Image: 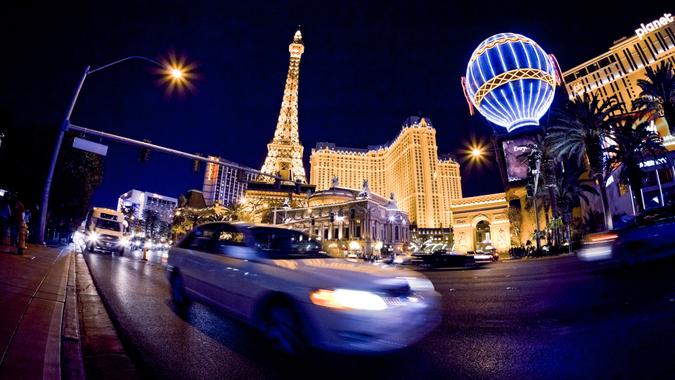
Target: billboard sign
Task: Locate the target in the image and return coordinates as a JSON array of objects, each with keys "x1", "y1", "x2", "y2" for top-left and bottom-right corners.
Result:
[{"x1": 501, "y1": 136, "x2": 536, "y2": 182}]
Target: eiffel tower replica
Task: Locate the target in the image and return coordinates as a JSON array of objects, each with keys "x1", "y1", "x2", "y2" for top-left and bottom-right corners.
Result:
[
  {"x1": 259, "y1": 28, "x2": 307, "y2": 183},
  {"x1": 244, "y1": 28, "x2": 314, "y2": 218}
]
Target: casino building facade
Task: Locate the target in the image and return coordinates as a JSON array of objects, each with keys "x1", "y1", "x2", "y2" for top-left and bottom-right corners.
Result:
[
  {"x1": 310, "y1": 116, "x2": 462, "y2": 229},
  {"x1": 562, "y1": 12, "x2": 674, "y2": 142},
  {"x1": 562, "y1": 12, "x2": 675, "y2": 215}
]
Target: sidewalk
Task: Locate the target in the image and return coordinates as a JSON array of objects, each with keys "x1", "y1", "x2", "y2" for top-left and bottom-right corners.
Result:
[{"x1": 0, "y1": 243, "x2": 79, "y2": 379}]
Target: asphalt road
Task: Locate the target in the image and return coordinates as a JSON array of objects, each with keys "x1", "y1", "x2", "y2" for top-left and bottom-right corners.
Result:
[{"x1": 83, "y1": 248, "x2": 675, "y2": 379}]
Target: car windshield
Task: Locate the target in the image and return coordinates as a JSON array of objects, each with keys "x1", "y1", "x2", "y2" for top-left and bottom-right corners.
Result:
[
  {"x1": 249, "y1": 227, "x2": 328, "y2": 259},
  {"x1": 95, "y1": 218, "x2": 121, "y2": 231}
]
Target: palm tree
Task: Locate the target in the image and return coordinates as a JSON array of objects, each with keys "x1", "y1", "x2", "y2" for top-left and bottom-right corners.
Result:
[
  {"x1": 605, "y1": 117, "x2": 667, "y2": 213},
  {"x1": 633, "y1": 61, "x2": 675, "y2": 135},
  {"x1": 548, "y1": 93, "x2": 624, "y2": 230},
  {"x1": 554, "y1": 162, "x2": 598, "y2": 245}
]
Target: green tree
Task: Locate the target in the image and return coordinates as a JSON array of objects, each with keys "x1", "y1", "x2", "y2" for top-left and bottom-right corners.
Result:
[
  {"x1": 605, "y1": 117, "x2": 667, "y2": 213},
  {"x1": 554, "y1": 162, "x2": 598, "y2": 244},
  {"x1": 548, "y1": 94, "x2": 624, "y2": 230},
  {"x1": 633, "y1": 61, "x2": 675, "y2": 135},
  {"x1": 50, "y1": 133, "x2": 105, "y2": 233}
]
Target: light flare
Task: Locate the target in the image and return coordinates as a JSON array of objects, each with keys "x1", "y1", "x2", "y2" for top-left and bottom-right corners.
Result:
[{"x1": 154, "y1": 52, "x2": 199, "y2": 98}]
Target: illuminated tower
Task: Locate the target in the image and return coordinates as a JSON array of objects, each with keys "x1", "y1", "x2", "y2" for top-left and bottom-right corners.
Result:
[{"x1": 259, "y1": 29, "x2": 307, "y2": 183}]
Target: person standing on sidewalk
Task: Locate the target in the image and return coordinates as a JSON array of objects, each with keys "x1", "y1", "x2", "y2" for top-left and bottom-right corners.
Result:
[
  {"x1": 10, "y1": 199, "x2": 25, "y2": 249},
  {"x1": 0, "y1": 198, "x2": 10, "y2": 246}
]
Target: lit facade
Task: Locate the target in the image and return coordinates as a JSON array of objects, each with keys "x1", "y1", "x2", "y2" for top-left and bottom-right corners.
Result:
[
  {"x1": 449, "y1": 193, "x2": 511, "y2": 253},
  {"x1": 562, "y1": 12, "x2": 675, "y2": 217},
  {"x1": 273, "y1": 183, "x2": 409, "y2": 256},
  {"x1": 117, "y1": 189, "x2": 178, "y2": 224},
  {"x1": 562, "y1": 12, "x2": 675, "y2": 141},
  {"x1": 310, "y1": 116, "x2": 461, "y2": 228},
  {"x1": 202, "y1": 156, "x2": 257, "y2": 206}
]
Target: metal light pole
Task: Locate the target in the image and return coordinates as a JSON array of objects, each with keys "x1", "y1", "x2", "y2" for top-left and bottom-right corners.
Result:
[
  {"x1": 533, "y1": 158, "x2": 542, "y2": 253},
  {"x1": 37, "y1": 56, "x2": 174, "y2": 243}
]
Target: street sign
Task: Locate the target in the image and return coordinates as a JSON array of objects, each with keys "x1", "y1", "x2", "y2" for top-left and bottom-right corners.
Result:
[{"x1": 73, "y1": 137, "x2": 108, "y2": 156}]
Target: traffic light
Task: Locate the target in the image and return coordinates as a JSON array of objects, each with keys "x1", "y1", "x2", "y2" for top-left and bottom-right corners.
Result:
[
  {"x1": 193, "y1": 153, "x2": 202, "y2": 173},
  {"x1": 139, "y1": 140, "x2": 151, "y2": 162}
]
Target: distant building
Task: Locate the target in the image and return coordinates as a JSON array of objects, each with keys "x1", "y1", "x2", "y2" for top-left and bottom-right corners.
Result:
[
  {"x1": 562, "y1": 12, "x2": 675, "y2": 216},
  {"x1": 117, "y1": 189, "x2": 178, "y2": 224},
  {"x1": 310, "y1": 116, "x2": 462, "y2": 228},
  {"x1": 562, "y1": 12, "x2": 674, "y2": 142},
  {"x1": 450, "y1": 193, "x2": 511, "y2": 254},
  {"x1": 273, "y1": 181, "x2": 409, "y2": 256},
  {"x1": 202, "y1": 156, "x2": 257, "y2": 206}
]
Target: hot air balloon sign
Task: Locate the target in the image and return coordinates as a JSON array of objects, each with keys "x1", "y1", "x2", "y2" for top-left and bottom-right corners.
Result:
[{"x1": 461, "y1": 33, "x2": 562, "y2": 132}]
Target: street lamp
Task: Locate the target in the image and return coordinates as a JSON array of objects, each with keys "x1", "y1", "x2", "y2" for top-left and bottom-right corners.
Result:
[{"x1": 37, "y1": 55, "x2": 193, "y2": 243}]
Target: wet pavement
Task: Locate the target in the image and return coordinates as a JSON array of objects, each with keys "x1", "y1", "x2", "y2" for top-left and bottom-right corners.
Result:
[{"x1": 83, "y1": 249, "x2": 675, "y2": 379}]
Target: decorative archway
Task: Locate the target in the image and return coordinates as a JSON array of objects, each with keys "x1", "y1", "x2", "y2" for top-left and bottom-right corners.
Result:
[{"x1": 474, "y1": 220, "x2": 491, "y2": 252}]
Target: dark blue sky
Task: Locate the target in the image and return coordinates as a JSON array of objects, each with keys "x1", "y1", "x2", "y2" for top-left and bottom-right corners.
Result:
[{"x1": 3, "y1": 0, "x2": 666, "y2": 208}]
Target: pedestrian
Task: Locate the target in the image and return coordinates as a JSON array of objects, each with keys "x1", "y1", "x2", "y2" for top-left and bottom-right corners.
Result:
[
  {"x1": 10, "y1": 199, "x2": 25, "y2": 248},
  {"x1": 0, "y1": 198, "x2": 10, "y2": 246}
]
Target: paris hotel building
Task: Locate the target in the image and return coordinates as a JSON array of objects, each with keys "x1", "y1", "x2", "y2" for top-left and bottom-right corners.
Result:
[{"x1": 309, "y1": 116, "x2": 462, "y2": 228}]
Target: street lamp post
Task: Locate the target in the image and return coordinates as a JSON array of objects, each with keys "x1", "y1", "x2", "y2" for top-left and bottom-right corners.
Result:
[{"x1": 37, "y1": 56, "x2": 186, "y2": 243}]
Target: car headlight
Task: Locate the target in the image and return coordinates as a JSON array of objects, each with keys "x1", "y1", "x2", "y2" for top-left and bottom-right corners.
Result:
[
  {"x1": 86, "y1": 232, "x2": 99, "y2": 243},
  {"x1": 310, "y1": 289, "x2": 387, "y2": 311},
  {"x1": 118, "y1": 237, "x2": 130, "y2": 247}
]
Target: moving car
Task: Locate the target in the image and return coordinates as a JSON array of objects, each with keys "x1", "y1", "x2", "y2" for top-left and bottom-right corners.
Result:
[
  {"x1": 83, "y1": 208, "x2": 128, "y2": 253},
  {"x1": 167, "y1": 222, "x2": 441, "y2": 354},
  {"x1": 411, "y1": 250, "x2": 475, "y2": 268},
  {"x1": 579, "y1": 206, "x2": 675, "y2": 264}
]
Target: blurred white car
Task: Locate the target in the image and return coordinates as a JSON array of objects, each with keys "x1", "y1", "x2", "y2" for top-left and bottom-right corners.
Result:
[{"x1": 167, "y1": 222, "x2": 441, "y2": 354}]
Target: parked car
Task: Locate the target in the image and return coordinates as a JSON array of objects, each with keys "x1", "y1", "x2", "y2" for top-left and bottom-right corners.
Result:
[
  {"x1": 471, "y1": 249, "x2": 499, "y2": 263},
  {"x1": 579, "y1": 206, "x2": 675, "y2": 264},
  {"x1": 167, "y1": 222, "x2": 441, "y2": 354}
]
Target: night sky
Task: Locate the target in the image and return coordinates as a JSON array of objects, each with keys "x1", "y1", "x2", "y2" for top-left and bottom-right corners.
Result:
[{"x1": 3, "y1": 0, "x2": 667, "y2": 208}]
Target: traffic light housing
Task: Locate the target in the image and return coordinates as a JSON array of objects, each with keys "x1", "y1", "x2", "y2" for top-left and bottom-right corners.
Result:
[
  {"x1": 193, "y1": 153, "x2": 202, "y2": 173},
  {"x1": 139, "y1": 140, "x2": 151, "y2": 162}
]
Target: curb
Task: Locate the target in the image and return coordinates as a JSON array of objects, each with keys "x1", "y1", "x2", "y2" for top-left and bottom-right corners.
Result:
[
  {"x1": 75, "y1": 253, "x2": 141, "y2": 379},
  {"x1": 62, "y1": 251, "x2": 86, "y2": 379}
]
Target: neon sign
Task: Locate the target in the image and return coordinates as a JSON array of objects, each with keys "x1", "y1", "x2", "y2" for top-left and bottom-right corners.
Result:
[{"x1": 635, "y1": 13, "x2": 673, "y2": 39}]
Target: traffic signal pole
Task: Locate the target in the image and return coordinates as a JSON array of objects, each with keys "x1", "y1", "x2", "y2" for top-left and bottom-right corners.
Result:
[{"x1": 67, "y1": 123, "x2": 280, "y2": 179}]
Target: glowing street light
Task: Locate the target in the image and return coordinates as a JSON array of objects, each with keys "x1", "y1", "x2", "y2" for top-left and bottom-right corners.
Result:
[
  {"x1": 471, "y1": 146, "x2": 483, "y2": 158},
  {"x1": 37, "y1": 55, "x2": 197, "y2": 243}
]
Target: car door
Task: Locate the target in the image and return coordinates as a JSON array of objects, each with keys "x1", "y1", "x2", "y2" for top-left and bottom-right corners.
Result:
[
  {"x1": 177, "y1": 224, "x2": 220, "y2": 301},
  {"x1": 201, "y1": 224, "x2": 258, "y2": 318}
]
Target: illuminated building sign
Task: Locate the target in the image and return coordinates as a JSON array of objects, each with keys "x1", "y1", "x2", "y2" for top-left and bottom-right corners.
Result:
[
  {"x1": 501, "y1": 136, "x2": 537, "y2": 182},
  {"x1": 462, "y1": 33, "x2": 559, "y2": 132},
  {"x1": 635, "y1": 13, "x2": 673, "y2": 39}
]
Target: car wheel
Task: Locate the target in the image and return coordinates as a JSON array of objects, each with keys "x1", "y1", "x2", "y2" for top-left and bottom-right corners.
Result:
[
  {"x1": 170, "y1": 272, "x2": 190, "y2": 308},
  {"x1": 261, "y1": 300, "x2": 307, "y2": 356}
]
